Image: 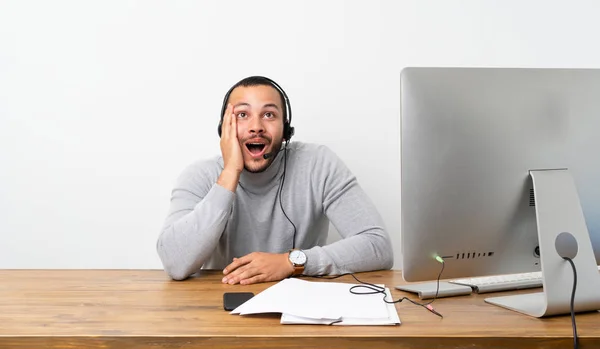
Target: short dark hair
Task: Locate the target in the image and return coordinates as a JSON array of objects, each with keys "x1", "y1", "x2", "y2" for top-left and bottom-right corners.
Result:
[{"x1": 222, "y1": 76, "x2": 288, "y2": 122}]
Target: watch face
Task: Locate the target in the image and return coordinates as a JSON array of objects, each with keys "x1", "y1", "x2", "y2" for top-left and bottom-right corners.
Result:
[{"x1": 289, "y1": 250, "x2": 307, "y2": 265}]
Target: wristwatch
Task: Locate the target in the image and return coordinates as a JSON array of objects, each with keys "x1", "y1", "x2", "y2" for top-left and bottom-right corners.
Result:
[{"x1": 288, "y1": 249, "x2": 307, "y2": 276}]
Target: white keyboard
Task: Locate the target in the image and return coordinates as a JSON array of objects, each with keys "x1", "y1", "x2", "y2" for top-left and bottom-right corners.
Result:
[{"x1": 448, "y1": 265, "x2": 600, "y2": 294}]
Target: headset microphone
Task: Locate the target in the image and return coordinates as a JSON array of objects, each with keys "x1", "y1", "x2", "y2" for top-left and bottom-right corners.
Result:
[{"x1": 263, "y1": 146, "x2": 285, "y2": 160}]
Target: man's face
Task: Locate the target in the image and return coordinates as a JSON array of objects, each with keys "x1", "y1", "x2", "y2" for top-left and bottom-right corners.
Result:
[{"x1": 227, "y1": 85, "x2": 285, "y2": 173}]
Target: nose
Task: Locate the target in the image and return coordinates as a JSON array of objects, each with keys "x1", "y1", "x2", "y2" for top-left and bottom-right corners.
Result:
[{"x1": 247, "y1": 115, "x2": 265, "y2": 135}]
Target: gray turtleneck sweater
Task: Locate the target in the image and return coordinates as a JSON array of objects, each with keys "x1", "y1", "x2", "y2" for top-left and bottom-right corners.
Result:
[{"x1": 157, "y1": 141, "x2": 393, "y2": 280}]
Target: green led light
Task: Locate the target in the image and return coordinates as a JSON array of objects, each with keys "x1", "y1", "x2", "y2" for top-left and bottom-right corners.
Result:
[{"x1": 435, "y1": 256, "x2": 444, "y2": 263}]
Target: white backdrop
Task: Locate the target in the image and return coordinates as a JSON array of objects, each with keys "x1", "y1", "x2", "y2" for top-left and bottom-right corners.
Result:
[{"x1": 1, "y1": 0, "x2": 599, "y2": 269}]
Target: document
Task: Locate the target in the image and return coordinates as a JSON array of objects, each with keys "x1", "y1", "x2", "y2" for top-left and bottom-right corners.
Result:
[{"x1": 230, "y1": 278, "x2": 400, "y2": 325}]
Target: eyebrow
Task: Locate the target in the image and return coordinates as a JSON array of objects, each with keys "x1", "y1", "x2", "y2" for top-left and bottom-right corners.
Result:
[{"x1": 262, "y1": 103, "x2": 281, "y2": 110}]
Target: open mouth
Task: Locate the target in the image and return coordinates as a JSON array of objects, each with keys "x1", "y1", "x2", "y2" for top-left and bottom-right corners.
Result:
[{"x1": 246, "y1": 142, "x2": 267, "y2": 156}]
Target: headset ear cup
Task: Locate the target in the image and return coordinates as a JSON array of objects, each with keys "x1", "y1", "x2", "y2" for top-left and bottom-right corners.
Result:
[
  {"x1": 283, "y1": 123, "x2": 295, "y2": 141},
  {"x1": 283, "y1": 122, "x2": 290, "y2": 141},
  {"x1": 217, "y1": 120, "x2": 223, "y2": 137}
]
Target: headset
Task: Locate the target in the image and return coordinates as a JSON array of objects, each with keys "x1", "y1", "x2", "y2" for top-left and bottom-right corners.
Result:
[{"x1": 217, "y1": 76, "x2": 295, "y2": 141}]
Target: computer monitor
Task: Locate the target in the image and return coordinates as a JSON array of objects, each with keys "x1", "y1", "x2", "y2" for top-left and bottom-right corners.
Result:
[{"x1": 400, "y1": 67, "x2": 600, "y2": 317}]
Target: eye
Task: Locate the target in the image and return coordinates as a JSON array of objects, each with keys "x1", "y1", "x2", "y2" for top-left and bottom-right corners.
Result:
[
  {"x1": 236, "y1": 112, "x2": 247, "y2": 118},
  {"x1": 264, "y1": 112, "x2": 275, "y2": 119}
]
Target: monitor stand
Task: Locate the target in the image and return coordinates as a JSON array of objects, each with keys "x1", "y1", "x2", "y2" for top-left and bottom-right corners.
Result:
[{"x1": 485, "y1": 169, "x2": 600, "y2": 317}]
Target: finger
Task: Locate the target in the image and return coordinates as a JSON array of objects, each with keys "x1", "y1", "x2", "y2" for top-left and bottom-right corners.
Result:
[
  {"x1": 222, "y1": 264, "x2": 251, "y2": 284},
  {"x1": 227, "y1": 262, "x2": 250, "y2": 277},
  {"x1": 223, "y1": 255, "x2": 250, "y2": 275},
  {"x1": 226, "y1": 265, "x2": 258, "y2": 285},
  {"x1": 229, "y1": 105, "x2": 237, "y2": 138},
  {"x1": 221, "y1": 104, "x2": 233, "y2": 136},
  {"x1": 240, "y1": 274, "x2": 266, "y2": 285}
]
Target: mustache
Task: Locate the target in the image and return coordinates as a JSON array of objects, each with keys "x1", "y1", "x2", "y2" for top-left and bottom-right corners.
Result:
[{"x1": 242, "y1": 135, "x2": 272, "y2": 143}]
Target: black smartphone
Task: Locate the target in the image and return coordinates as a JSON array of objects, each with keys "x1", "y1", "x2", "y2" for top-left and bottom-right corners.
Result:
[{"x1": 223, "y1": 292, "x2": 254, "y2": 311}]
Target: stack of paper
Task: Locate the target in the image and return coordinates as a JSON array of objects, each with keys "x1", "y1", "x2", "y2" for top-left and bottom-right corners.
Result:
[{"x1": 230, "y1": 278, "x2": 400, "y2": 325}]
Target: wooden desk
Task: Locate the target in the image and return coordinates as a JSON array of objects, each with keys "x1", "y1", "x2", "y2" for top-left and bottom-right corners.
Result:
[{"x1": 0, "y1": 270, "x2": 598, "y2": 348}]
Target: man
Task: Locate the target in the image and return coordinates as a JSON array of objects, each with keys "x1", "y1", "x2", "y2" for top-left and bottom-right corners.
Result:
[{"x1": 157, "y1": 76, "x2": 393, "y2": 284}]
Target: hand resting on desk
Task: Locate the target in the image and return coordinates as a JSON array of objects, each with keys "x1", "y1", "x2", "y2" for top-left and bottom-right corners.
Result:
[{"x1": 222, "y1": 252, "x2": 294, "y2": 285}]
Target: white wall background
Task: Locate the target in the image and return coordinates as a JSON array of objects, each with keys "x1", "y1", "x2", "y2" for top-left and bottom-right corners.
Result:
[{"x1": 1, "y1": 0, "x2": 599, "y2": 269}]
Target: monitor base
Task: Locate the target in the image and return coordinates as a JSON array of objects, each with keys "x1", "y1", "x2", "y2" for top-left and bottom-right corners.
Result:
[{"x1": 485, "y1": 169, "x2": 600, "y2": 317}]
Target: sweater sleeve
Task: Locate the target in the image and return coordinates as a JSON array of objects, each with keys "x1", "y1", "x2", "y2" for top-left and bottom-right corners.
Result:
[
  {"x1": 303, "y1": 146, "x2": 394, "y2": 275},
  {"x1": 156, "y1": 161, "x2": 234, "y2": 280}
]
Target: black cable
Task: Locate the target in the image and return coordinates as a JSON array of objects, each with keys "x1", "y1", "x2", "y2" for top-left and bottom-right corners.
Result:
[
  {"x1": 277, "y1": 140, "x2": 297, "y2": 249},
  {"x1": 304, "y1": 261, "x2": 446, "y2": 318},
  {"x1": 563, "y1": 257, "x2": 578, "y2": 349}
]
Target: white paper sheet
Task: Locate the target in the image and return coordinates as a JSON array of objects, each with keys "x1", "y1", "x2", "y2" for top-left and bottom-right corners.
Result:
[{"x1": 230, "y1": 278, "x2": 401, "y2": 325}]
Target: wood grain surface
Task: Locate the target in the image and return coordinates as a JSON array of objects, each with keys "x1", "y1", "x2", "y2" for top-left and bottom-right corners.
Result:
[{"x1": 0, "y1": 269, "x2": 598, "y2": 348}]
